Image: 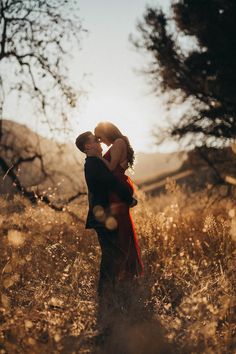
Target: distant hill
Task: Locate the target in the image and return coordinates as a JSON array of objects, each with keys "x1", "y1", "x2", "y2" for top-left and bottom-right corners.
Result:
[
  {"x1": 139, "y1": 146, "x2": 236, "y2": 196},
  {"x1": 1, "y1": 120, "x2": 188, "y2": 200},
  {"x1": 11, "y1": 120, "x2": 233, "y2": 203},
  {"x1": 130, "y1": 151, "x2": 186, "y2": 183},
  {"x1": 0, "y1": 120, "x2": 85, "y2": 201},
  {"x1": 3, "y1": 120, "x2": 235, "y2": 201}
]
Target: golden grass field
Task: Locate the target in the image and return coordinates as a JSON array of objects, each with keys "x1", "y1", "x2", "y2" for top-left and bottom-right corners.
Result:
[{"x1": 0, "y1": 180, "x2": 235, "y2": 354}]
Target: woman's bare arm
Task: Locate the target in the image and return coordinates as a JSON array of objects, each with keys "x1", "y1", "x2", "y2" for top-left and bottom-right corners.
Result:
[{"x1": 99, "y1": 138, "x2": 126, "y2": 171}]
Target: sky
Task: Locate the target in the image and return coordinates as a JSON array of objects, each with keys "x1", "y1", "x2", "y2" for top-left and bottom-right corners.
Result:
[
  {"x1": 5, "y1": 0, "x2": 181, "y2": 153},
  {"x1": 72, "y1": 0, "x2": 174, "y2": 153}
]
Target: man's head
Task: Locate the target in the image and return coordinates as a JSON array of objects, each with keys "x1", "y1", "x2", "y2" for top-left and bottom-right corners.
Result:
[{"x1": 75, "y1": 131, "x2": 102, "y2": 155}]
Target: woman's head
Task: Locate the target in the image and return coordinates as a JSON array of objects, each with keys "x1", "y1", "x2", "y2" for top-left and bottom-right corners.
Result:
[
  {"x1": 94, "y1": 121, "x2": 135, "y2": 168},
  {"x1": 94, "y1": 122, "x2": 123, "y2": 146}
]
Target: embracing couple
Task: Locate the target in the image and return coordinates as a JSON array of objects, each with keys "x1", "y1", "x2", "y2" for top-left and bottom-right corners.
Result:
[{"x1": 75, "y1": 122, "x2": 143, "y2": 299}]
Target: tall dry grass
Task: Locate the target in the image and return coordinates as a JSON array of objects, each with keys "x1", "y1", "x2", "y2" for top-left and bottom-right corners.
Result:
[{"x1": 0, "y1": 181, "x2": 235, "y2": 353}]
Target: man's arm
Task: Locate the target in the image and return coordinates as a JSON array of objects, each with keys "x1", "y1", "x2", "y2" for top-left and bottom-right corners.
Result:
[{"x1": 88, "y1": 158, "x2": 133, "y2": 205}]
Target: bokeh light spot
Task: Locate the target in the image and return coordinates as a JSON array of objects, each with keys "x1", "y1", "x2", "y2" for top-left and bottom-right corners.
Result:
[
  {"x1": 93, "y1": 205, "x2": 105, "y2": 222},
  {"x1": 105, "y1": 216, "x2": 118, "y2": 230},
  {"x1": 7, "y1": 230, "x2": 25, "y2": 247}
]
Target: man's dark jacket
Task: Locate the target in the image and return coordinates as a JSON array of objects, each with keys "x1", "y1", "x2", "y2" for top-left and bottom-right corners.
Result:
[{"x1": 84, "y1": 156, "x2": 133, "y2": 229}]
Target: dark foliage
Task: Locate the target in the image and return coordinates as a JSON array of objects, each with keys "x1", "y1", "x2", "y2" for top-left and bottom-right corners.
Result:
[{"x1": 133, "y1": 0, "x2": 236, "y2": 146}]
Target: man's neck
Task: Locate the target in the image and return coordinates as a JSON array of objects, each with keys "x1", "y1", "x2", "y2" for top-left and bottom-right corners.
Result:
[
  {"x1": 86, "y1": 152, "x2": 97, "y2": 157},
  {"x1": 86, "y1": 150, "x2": 102, "y2": 157}
]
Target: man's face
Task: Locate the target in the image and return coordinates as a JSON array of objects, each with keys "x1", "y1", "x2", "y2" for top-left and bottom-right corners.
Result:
[{"x1": 85, "y1": 134, "x2": 102, "y2": 154}]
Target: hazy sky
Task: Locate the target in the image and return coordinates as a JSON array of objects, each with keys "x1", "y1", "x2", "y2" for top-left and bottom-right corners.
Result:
[
  {"x1": 6, "y1": 0, "x2": 180, "y2": 153},
  {"x1": 73, "y1": 0, "x2": 174, "y2": 152}
]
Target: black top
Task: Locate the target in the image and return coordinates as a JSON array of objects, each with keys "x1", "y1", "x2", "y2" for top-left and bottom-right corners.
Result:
[{"x1": 84, "y1": 156, "x2": 133, "y2": 229}]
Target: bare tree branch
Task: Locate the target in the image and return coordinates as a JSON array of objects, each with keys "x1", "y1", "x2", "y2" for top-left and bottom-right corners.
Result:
[
  {"x1": 0, "y1": 0, "x2": 85, "y2": 139},
  {"x1": 0, "y1": 155, "x2": 86, "y2": 211}
]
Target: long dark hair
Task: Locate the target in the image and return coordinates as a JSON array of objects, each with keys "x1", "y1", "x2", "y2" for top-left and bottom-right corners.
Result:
[{"x1": 94, "y1": 122, "x2": 135, "y2": 168}]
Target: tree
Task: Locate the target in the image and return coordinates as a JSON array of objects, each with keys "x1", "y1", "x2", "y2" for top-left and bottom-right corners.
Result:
[
  {"x1": 0, "y1": 119, "x2": 86, "y2": 210},
  {"x1": 0, "y1": 0, "x2": 85, "y2": 139},
  {"x1": 133, "y1": 0, "x2": 236, "y2": 147}
]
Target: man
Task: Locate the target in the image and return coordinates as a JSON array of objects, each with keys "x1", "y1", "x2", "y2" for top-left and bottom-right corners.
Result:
[{"x1": 75, "y1": 131, "x2": 135, "y2": 298}]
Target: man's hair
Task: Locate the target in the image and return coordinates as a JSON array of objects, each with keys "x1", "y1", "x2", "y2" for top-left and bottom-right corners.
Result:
[{"x1": 75, "y1": 131, "x2": 92, "y2": 153}]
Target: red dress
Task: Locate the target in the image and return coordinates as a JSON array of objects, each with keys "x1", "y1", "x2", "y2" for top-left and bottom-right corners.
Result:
[{"x1": 103, "y1": 148, "x2": 144, "y2": 279}]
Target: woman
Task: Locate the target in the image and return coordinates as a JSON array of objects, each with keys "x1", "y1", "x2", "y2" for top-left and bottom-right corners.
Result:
[{"x1": 94, "y1": 121, "x2": 144, "y2": 280}]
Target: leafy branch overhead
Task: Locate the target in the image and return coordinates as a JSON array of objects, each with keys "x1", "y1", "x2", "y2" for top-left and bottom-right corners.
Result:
[
  {"x1": 0, "y1": 0, "x2": 86, "y2": 136},
  {"x1": 133, "y1": 1, "x2": 236, "y2": 146}
]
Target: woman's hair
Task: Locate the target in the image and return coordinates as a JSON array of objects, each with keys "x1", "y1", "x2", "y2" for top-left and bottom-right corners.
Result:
[{"x1": 94, "y1": 122, "x2": 135, "y2": 168}]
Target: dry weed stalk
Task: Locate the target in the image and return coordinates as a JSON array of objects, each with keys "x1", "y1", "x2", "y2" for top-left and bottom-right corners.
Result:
[{"x1": 0, "y1": 185, "x2": 235, "y2": 353}]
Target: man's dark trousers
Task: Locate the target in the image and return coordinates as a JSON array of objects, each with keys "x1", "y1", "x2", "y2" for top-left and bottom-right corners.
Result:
[{"x1": 95, "y1": 225, "x2": 123, "y2": 299}]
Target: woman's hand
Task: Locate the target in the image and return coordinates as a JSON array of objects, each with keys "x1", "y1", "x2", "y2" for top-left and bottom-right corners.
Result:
[
  {"x1": 87, "y1": 147, "x2": 102, "y2": 157},
  {"x1": 130, "y1": 197, "x2": 138, "y2": 208}
]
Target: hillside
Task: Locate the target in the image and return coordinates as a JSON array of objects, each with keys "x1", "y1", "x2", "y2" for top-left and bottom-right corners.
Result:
[
  {"x1": 0, "y1": 120, "x2": 186, "y2": 201},
  {"x1": 0, "y1": 120, "x2": 85, "y2": 202},
  {"x1": 130, "y1": 151, "x2": 186, "y2": 183},
  {"x1": 139, "y1": 146, "x2": 236, "y2": 196}
]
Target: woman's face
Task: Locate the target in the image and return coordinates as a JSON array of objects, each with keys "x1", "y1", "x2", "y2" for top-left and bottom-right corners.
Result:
[{"x1": 95, "y1": 131, "x2": 111, "y2": 146}]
